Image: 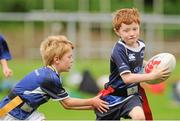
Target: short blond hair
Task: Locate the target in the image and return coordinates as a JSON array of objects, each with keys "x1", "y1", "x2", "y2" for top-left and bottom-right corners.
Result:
[
  {"x1": 40, "y1": 35, "x2": 74, "y2": 66},
  {"x1": 112, "y1": 8, "x2": 140, "y2": 31}
]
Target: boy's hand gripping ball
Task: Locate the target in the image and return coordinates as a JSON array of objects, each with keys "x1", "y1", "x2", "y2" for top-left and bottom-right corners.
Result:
[{"x1": 144, "y1": 53, "x2": 176, "y2": 84}]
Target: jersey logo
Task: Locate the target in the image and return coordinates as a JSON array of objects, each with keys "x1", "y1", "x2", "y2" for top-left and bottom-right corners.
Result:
[
  {"x1": 140, "y1": 51, "x2": 145, "y2": 58},
  {"x1": 128, "y1": 53, "x2": 136, "y2": 61},
  {"x1": 134, "y1": 66, "x2": 141, "y2": 73},
  {"x1": 127, "y1": 86, "x2": 138, "y2": 96}
]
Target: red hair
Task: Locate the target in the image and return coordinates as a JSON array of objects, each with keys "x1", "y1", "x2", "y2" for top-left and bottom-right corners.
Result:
[{"x1": 112, "y1": 8, "x2": 140, "y2": 30}]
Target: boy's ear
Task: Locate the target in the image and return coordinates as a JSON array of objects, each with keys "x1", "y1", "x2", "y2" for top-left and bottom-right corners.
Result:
[
  {"x1": 114, "y1": 28, "x2": 121, "y2": 37},
  {"x1": 54, "y1": 56, "x2": 60, "y2": 63}
]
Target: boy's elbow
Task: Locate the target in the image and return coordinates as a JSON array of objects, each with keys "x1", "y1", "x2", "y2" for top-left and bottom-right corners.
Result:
[
  {"x1": 123, "y1": 76, "x2": 135, "y2": 84},
  {"x1": 121, "y1": 73, "x2": 132, "y2": 84},
  {"x1": 59, "y1": 100, "x2": 71, "y2": 110},
  {"x1": 63, "y1": 105, "x2": 71, "y2": 110},
  {"x1": 121, "y1": 76, "x2": 130, "y2": 84},
  {"x1": 123, "y1": 79, "x2": 131, "y2": 84}
]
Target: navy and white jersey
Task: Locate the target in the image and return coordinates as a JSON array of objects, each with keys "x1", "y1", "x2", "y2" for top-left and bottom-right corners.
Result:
[
  {"x1": 0, "y1": 35, "x2": 12, "y2": 60},
  {"x1": 103, "y1": 39, "x2": 145, "y2": 107},
  {"x1": 0, "y1": 66, "x2": 69, "y2": 120}
]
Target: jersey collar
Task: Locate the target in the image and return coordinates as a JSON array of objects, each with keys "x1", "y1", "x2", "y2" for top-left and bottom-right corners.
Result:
[
  {"x1": 47, "y1": 65, "x2": 59, "y2": 75},
  {"x1": 118, "y1": 39, "x2": 145, "y2": 52}
]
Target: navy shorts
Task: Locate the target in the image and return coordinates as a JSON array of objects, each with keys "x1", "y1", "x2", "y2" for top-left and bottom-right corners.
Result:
[{"x1": 95, "y1": 95, "x2": 142, "y2": 120}]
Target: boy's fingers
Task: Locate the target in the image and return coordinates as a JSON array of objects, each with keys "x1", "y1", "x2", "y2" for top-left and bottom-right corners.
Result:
[
  {"x1": 100, "y1": 102, "x2": 109, "y2": 108},
  {"x1": 96, "y1": 94, "x2": 101, "y2": 98},
  {"x1": 162, "y1": 70, "x2": 171, "y2": 76},
  {"x1": 101, "y1": 100, "x2": 109, "y2": 105},
  {"x1": 96, "y1": 102, "x2": 109, "y2": 113},
  {"x1": 97, "y1": 108, "x2": 103, "y2": 113},
  {"x1": 96, "y1": 93, "x2": 103, "y2": 97},
  {"x1": 102, "y1": 104, "x2": 109, "y2": 110},
  {"x1": 98, "y1": 106, "x2": 108, "y2": 113},
  {"x1": 100, "y1": 106, "x2": 108, "y2": 113}
]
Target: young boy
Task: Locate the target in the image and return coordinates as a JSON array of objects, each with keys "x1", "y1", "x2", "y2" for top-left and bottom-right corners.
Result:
[
  {"x1": 0, "y1": 35, "x2": 108, "y2": 120},
  {"x1": 0, "y1": 35, "x2": 13, "y2": 78},
  {"x1": 95, "y1": 8, "x2": 170, "y2": 120}
]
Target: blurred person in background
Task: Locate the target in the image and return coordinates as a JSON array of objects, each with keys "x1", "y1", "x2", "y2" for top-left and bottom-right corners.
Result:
[
  {"x1": 0, "y1": 35, "x2": 108, "y2": 120},
  {"x1": 0, "y1": 34, "x2": 13, "y2": 78},
  {"x1": 95, "y1": 8, "x2": 170, "y2": 121},
  {"x1": 172, "y1": 80, "x2": 180, "y2": 103}
]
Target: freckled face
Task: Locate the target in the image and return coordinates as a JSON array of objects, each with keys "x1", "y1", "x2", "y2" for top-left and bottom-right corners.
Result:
[
  {"x1": 58, "y1": 49, "x2": 73, "y2": 72},
  {"x1": 116, "y1": 22, "x2": 140, "y2": 47}
]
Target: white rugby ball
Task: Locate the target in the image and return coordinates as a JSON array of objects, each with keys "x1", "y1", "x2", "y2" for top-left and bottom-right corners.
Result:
[{"x1": 144, "y1": 53, "x2": 176, "y2": 84}]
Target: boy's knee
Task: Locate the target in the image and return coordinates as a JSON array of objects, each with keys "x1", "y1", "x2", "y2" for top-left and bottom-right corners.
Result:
[
  {"x1": 132, "y1": 113, "x2": 145, "y2": 121},
  {"x1": 129, "y1": 106, "x2": 145, "y2": 121}
]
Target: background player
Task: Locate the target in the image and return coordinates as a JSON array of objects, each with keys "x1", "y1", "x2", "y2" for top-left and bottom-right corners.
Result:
[{"x1": 0, "y1": 34, "x2": 13, "y2": 78}]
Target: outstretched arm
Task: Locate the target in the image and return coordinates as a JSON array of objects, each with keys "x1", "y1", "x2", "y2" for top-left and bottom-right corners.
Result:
[
  {"x1": 60, "y1": 94, "x2": 109, "y2": 113},
  {"x1": 60, "y1": 101, "x2": 93, "y2": 110}
]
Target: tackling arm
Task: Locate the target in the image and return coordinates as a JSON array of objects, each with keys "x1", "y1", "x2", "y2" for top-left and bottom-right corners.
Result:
[
  {"x1": 60, "y1": 101, "x2": 93, "y2": 110},
  {"x1": 60, "y1": 95, "x2": 109, "y2": 113}
]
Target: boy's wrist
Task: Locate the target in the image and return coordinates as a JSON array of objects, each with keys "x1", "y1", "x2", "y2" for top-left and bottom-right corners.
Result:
[
  {"x1": 148, "y1": 72, "x2": 156, "y2": 81},
  {"x1": 90, "y1": 97, "x2": 98, "y2": 108},
  {"x1": 90, "y1": 98, "x2": 94, "y2": 107}
]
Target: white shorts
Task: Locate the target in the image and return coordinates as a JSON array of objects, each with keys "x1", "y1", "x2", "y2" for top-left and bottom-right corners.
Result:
[{"x1": 0, "y1": 111, "x2": 45, "y2": 121}]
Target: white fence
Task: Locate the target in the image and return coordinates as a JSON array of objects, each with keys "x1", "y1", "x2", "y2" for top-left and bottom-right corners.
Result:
[{"x1": 0, "y1": 12, "x2": 180, "y2": 59}]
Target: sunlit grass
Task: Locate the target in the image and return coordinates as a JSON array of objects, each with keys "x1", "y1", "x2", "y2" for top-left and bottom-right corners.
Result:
[{"x1": 0, "y1": 59, "x2": 180, "y2": 120}]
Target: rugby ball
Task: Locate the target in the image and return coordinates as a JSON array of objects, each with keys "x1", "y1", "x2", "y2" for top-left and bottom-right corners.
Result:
[{"x1": 144, "y1": 53, "x2": 176, "y2": 84}]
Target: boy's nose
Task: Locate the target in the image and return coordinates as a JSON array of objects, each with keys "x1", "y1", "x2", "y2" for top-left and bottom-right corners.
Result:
[{"x1": 129, "y1": 31, "x2": 135, "y2": 36}]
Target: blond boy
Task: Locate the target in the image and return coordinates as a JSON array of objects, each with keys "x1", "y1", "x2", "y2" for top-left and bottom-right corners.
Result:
[{"x1": 0, "y1": 35, "x2": 108, "y2": 120}]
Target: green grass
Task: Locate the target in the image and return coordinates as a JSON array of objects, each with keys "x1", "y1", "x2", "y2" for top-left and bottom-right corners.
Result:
[
  {"x1": 146, "y1": 85, "x2": 180, "y2": 120},
  {"x1": 0, "y1": 58, "x2": 180, "y2": 120}
]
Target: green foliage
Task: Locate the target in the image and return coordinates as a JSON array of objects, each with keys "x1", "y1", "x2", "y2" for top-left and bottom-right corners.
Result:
[
  {"x1": 111, "y1": 0, "x2": 134, "y2": 11},
  {"x1": 0, "y1": 0, "x2": 179, "y2": 14},
  {"x1": 54, "y1": 0, "x2": 79, "y2": 12},
  {"x1": 0, "y1": 0, "x2": 28, "y2": 12},
  {"x1": 24, "y1": 0, "x2": 44, "y2": 11},
  {"x1": 163, "y1": 24, "x2": 180, "y2": 41},
  {"x1": 164, "y1": 0, "x2": 180, "y2": 14},
  {"x1": 89, "y1": 0, "x2": 100, "y2": 12}
]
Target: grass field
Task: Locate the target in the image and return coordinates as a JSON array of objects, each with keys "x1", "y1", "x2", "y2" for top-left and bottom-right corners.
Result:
[{"x1": 0, "y1": 58, "x2": 180, "y2": 120}]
